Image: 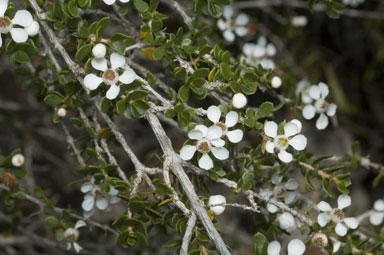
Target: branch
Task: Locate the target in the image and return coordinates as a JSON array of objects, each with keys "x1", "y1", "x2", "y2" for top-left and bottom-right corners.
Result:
[{"x1": 180, "y1": 213, "x2": 196, "y2": 255}]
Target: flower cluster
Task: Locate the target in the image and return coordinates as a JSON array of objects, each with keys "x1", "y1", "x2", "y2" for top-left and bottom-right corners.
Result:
[
  {"x1": 242, "y1": 36, "x2": 276, "y2": 70},
  {"x1": 0, "y1": 0, "x2": 39, "y2": 47},
  {"x1": 217, "y1": 6, "x2": 249, "y2": 43}
]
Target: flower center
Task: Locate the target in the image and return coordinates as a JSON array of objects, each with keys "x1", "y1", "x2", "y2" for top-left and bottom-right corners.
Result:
[
  {"x1": 273, "y1": 185, "x2": 286, "y2": 198},
  {"x1": 274, "y1": 135, "x2": 289, "y2": 151},
  {"x1": 228, "y1": 20, "x2": 236, "y2": 30},
  {"x1": 330, "y1": 208, "x2": 344, "y2": 223},
  {"x1": 64, "y1": 228, "x2": 79, "y2": 242},
  {"x1": 216, "y1": 122, "x2": 227, "y2": 137},
  {"x1": 197, "y1": 139, "x2": 212, "y2": 154},
  {"x1": 0, "y1": 16, "x2": 12, "y2": 33},
  {"x1": 311, "y1": 233, "x2": 328, "y2": 247},
  {"x1": 315, "y1": 98, "x2": 329, "y2": 113},
  {"x1": 102, "y1": 69, "x2": 119, "y2": 85}
]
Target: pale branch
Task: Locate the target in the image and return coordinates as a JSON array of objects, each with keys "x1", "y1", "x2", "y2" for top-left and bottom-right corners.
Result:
[
  {"x1": 167, "y1": 0, "x2": 194, "y2": 25},
  {"x1": 180, "y1": 213, "x2": 196, "y2": 255},
  {"x1": 60, "y1": 122, "x2": 87, "y2": 168}
]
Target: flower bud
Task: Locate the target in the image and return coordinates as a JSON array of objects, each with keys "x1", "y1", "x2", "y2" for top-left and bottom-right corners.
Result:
[
  {"x1": 57, "y1": 108, "x2": 67, "y2": 118},
  {"x1": 271, "y1": 76, "x2": 282, "y2": 89},
  {"x1": 11, "y1": 154, "x2": 24, "y2": 167},
  {"x1": 64, "y1": 228, "x2": 79, "y2": 242},
  {"x1": 311, "y1": 232, "x2": 328, "y2": 247},
  {"x1": 208, "y1": 195, "x2": 226, "y2": 215},
  {"x1": 232, "y1": 93, "x2": 247, "y2": 109},
  {"x1": 25, "y1": 21, "x2": 40, "y2": 37},
  {"x1": 0, "y1": 172, "x2": 15, "y2": 186},
  {"x1": 92, "y1": 43, "x2": 107, "y2": 59}
]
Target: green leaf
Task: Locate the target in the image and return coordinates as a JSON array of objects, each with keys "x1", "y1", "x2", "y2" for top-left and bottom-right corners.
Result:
[
  {"x1": 255, "y1": 102, "x2": 274, "y2": 119},
  {"x1": 191, "y1": 68, "x2": 209, "y2": 79},
  {"x1": 44, "y1": 93, "x2": 64, "y2": 106},
  {"x1": 133, "y1": 0, "x2": 149, "y2": 12},
  {"x1": 153, "y1": 46, "x2": 165, "y2": 60},
  {"x1": 56, "y1": 229, "x2": 64, "y2": 241},
  {"x1": 162, "y1": 239, "x2": 181, "y2": 248},
  {"x1": 219, "y1": 63, "x2": 232, "y2": 80},
  {"x1": 242, "y1": 171, "x2": 254, "y2": 191},
  {"x1": 100, "y1": 97, "x2": 111, "y2": 113},
  {"x1": 178, "y1": 85, "x2": 190, "y2": 102},
  {"x1": 67, "y1": 0, "x2": 78, "y2": 17},
  {"x1": 253, "y1": 232, "x2": 268, "y2": 255},
  {"x1": 45, "y1": 216, "x2": 60, "y2": 228},
  {"x1": 75, "y1": 43, "x2": 92, "y2": 62},
  {"x1": 77, "y1": 0, "x2": 89, "y2": 8},
  {"x1": 11, "y1": 50, "x2": 30, "y2": 64}
]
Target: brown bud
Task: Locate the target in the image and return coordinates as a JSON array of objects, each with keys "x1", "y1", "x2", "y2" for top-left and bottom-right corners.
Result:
[{"x1": 1, "y1": 172, "x2": 15, "y2": 186}]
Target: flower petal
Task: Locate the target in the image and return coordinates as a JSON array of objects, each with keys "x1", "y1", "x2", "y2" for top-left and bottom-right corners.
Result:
[
  {"x1": 0, "y1": 35, "x2": 2, "y2": 48},
  {"x1": 110, "y1": 195, "x2": 121, "y2": 204},
  {"x1": 318, "y1": 212, "x2": 331, "y2": 227},
  {"x1": 327, "y1": 103, "x2": 337, "y2": 117},
  {"x1": 12, "y1": 10, "x2": 33, "y2": 27},
  {"x1": 84, "y1": 74, "x2": 103, "y2": 90},
  {"x1": 287, "y1": 239, "x2": 306, "y2": 255},
  {"x1": 211, "y1": 147, "x2": 229, "y2": 160},
  {"x1": 226, "y1": 129, "x2": 243, "y2": 143},
  {"x1": 374, "y1": 199, "x2": 384, "y2": 211},
  {"x1": 264, "y1": 121, "x2": 278, "y2": 138},
  {"x1": 194, "y1": 125, "x2": 208, "y2": 137},
  {"x1": 119, "y1": 68, "x2": 136, "y2": 84},
  {"x1": 288, "y1": 134, "x2": 307, "y2": 151},
  {"x1": 235, "y1": 13, "x2": 249, "y2": 26},
  {"x1": 217, "y1": 19, "x2": 226, "y2": 31},
  {"x1": 369, "y1": 212, "x2": 384, "y2": 226},
  {"x1": 225, "y1": 111, "x2": 239, "y2": 127},
  {"x1": 285, "y1": 178, "x2": 299, "y2": 190},
  {"x1": 335, "y1": 223, "x2": 348, "y2": 236},
  {"x1": 260, "y1": 189, "x2": 272, "y2": 199},
  {"x1": 333, "y1": 241, "x2": 341, "y2": 253},
  {"x1": 223, "y1": 6, "x2": 233, "y2": 19},
  {"x1": 267, "y1": 241, "x2": 281, "y2": 255},
  {"x1": 344, "y1": 217, "x2": 358, "y2": 229},
  {"x1": 198, "y1": 154, "x2": 213, "y2": 170},
  {"x1": 337, "y1": 194, "x2": 351, "y2": 210},
  {"x1": 266, "y1": 43, "x2": 276, "y2": 56},
  {"x1": 188, "y1": 129, "x2": 203, "y2": 140},
  {"x1": 0, "y1": 0, "x2": 8, "y2": 17},
  {"x1": 207, "y1": 105, "x2": 221, "y2": 123},
  {"x1": 317, "y1": 201, "x2": 332, "y2": 212},
  {"x1": 179, "y1": 145, "x2": 196, "y2": 160},
  {"x1": 91, "y1": 58, "x2": 108, "y2": 71},
  {"x1": 289, "y1": 119, "x2": 302, "y2": 133},
  {"x1": 267, "y1": 203, "x2": 278, "y2": 213},
  {"x1": 83, "y1": 208, "x2": 94, "y2": 218},
  {"x1": 235, "y1": 26, "x2": 247, "y2": 37},
  {"x1": 318, "y1": 82, "x2": 329, "y2": 98},
  {"x1": 278, "y1": 150, "x2": 293, "y2": 163},
  {"x1": 109, "y1": 185, "x2": 119, "y2": 196},
  {"x1": 271, "y1": 174, "x2": 283, "y2": 185},
  {"x1": 106, "y1": 84, "x2": 120, "y2": 100},
  {"x1": 243, "y1": 43, "x2": 254, "y2": 56},
  {"x1": 103, "y1": 0, "x2": 116, "y2": 5},
  {"x1": 223, "y1": 30, "x2": 235, "y2": 42},
  {"x1": 211, "y1": 138, "x2": 225, "y2": 147},
  {"x1": 265, "y1": 141, "x2": 275, "y2": 153},
  {"x1": 110, "y1": 52, "x2": 125, "y2": 70},
  {"x1": 73, "y1": 242, "x2": 83, "y2": 253},
  {"x1": 316, "y1": 113, "x2": 329, "y2": 130},
  {"x1": 206, "y1": 125, "x2": 223, "y2": 140},
  {"x1": 25, "y1": 21, "x2": 39, "y2": 36},
  {"x1": 284, "y1": 122, "x2": 299, "y2": 137},
  {"x1": 284, "y1": 191, "x2": 296, "y2": 204},
  {"x1": 82, "y1": 197, "x2": 95, "y2": 211},
  {"x1": 309, "y1": 85, "x2": 321, "y2": 100},
  {"x1": 96, "y1": 197, "x2": 109, "y2": 210},
  {"x1": 80, "y1": 182, "x2": 93, "y2": 193},
  {"x1": 75, "y1": 220, "x2": 86, "y2": 229},
  {"x1": 278, "y1": 212, "x2": 296, "y2": 231},
  {"x1": 10, "y1": 28, "x2": 28, "y2": 43},
  {"x1": 302, "y1": 104, "x2": 316, "y2": 120}
]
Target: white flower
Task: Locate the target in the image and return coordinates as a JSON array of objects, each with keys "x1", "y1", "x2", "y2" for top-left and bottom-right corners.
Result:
[
  {"x1": 342, "y1": 0, "x2": 364, "y2": 7},
  {"x1": 264, "y1": 120, "x2": 307, "y2": 163},
  {"x1": 369, "y1": 199, "x2": 384, "y2": 225},
  {"x1": 11, "y1": 154, "x2": 24, "y2": 167},
  {"x1": 57, "y1": 107, "x2": 67, "y2": 118},
  {"x1": 92, "y1": 43, "x2": 107, "y2": 59},
  {"x1": 271, "y1": 76, "x2": 282, "y2": 89},
  {"x1": 232, "y1": 93, "x2": 247, "y2": 109},
  {"x1": 217, "y1": 6, "x2": 249, "y2": 42},
  {"x1": 260, "y1": 174, "x2": 298, "y2": 213},
  {"x1": 291, "y1": 16, "x2": 308, "y2": 27},
  {"x1": 65, "y1": 220, "x2": 86, "y2": 254},
  {"x1": 311, "y1": 232, "x2": 328, "y2": 247},
  {"x1": 0, "y1": 0, "x2": 39, "y2": 47},
  {"x1": 102, "y1": 0, "x2": 130, "y2": 5},
  {"x1": 242, "y1": 36, "x2": 276, "y2": 69},
  {"x1": 278, "y1": 212, "x2": 296, "y2": 232},
  {"x1": 268, "y1": 239, "x2": 306, "y2": 255},
  {"x1": 207, "y1": 105, "x2": 243, "y2": 143},
  {"x1": 84, "y1": 52, "x2": 136, "y2": 100},
  {"x1": 317, "y1": 194, "x2": 359, "y2": 236},
  {"x1": 301, "y1": 82, "x2": 337, "y2": 130},
  {"x1": 333, "y1": 240, "x2": 342, "y2": 253},
  {"x1": 81, "y1": 178, "x2": 120, "y2": 218},
  {"x1": 295, "y1": 80, "x2": 312, "y2": 104},
  {"x1": 208, "y1": 195, "x2": 226, "y2": 215},
  {"x1": 179, "y1": 125, "x2": 229, "y2": 170}
]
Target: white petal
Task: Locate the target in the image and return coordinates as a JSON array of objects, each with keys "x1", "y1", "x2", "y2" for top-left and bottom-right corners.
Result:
[
  {"x1": 302, "y1": 94, "x2": 313, "y2": 104},
  {"x1": 318, "y1": 82, "x2": 329, "y2": 98},
  {"x1": 284, "y1": 122, "x2": 299, "y2": 137},
  {"x1": 242, "y1": 43, "x2": 254, "y2": 56},
  {"x1": 110, "y1": 195, "x2": 121, "y2": 204},
  {"x1": 211, "y1": 147, "x2": 229, "y2": 160},
  {"x1": 285, "y1": 178, "x2": 298, "y2": 190},
  {"x1": 25, "y1": 21, "x2": 39, "y2": 36},
  {"x1": 302, "y1": 104, "x2": 316, "y2": 120},
  {"x1": 223, "y1": 30, "x2": 235, "y2": 42},
  {"x1": 316, "y1": 113, "x2": 329, "y2": 130},
  {"x1": 82, "y1": 197, "x2": 95, "y2": 211},
  {"x1": 260, "y1": 189, "x2": 273, "y2": 199},
  {"x1": 327, "y1": 103, "x2": 337, "y2": 117},
  {"x1": 103, "y1": 0, "x2": 116, "y2": 5},
  {"x1": 264, "y1": 121, "x2": 278, "y2": 138},
  {"x1": 265, "y1": 141, "x2": 275, "y2": 153},
  {"x1": 369, "y1": 212, "x2": 384, "y2": 226},
  {"x1": 271, "y1": 174, "x2": 283, "y2": 185},
  {"x1": 226, "y1": 129, "x2": 243, "y2": 143},
  {"x1": 266, "y1": 44, "x2": 276, "y2": 56},
  {"x1": 110, "y1": 52, "x2": 126, "y2": 70},
  {"x1": 211, "y1": 138, "x2": 225, "y2": 147},
  {"x1": 188, "y1": 129, "x2": 203, "y2": 140},
  {"x1": 253, "y1": 45, "x2": 266, "y2": 58},
  {"x1": 235, "y1": 13, "x2": 249, "y2": 26},
  {"x1": 12, "y1": 10, "x2": 33, "y2": 27},
  {"x1": 198, "y1": 154, "x2": 213, "y2": 170},
  {"x1": 235, "y1": 26, "x2": 247, "y2": 37},
  {"x1": 119, "y1": 68, "x2": 136, "y2": 84},
  {"x1": 278, "y1": 212, "x2": 296, "y2": 231},
  {"x1": 335, "y1": 223, "x2": 348, "y2": 236},
  {"x1": 73, "y1": 242, "x2": 83, "y2": 253},
  {"x1": 0, "y1": 0, "x2": 8, "y2": 17},
  {"x1": 267, "y1": 241, "x2": 281, "y2": 255},
  {"x1": 10, "y1": 28, "x2": 28, "y2": 43},
  {"x1": 258, "y1": 58, "x2": 275, "y2": 70},
  {"x1": 225, "y1": 111, "x2": 238, "y2": 128},
  {"x1": 75, "y1": 220, "x2": 86, "y2": 229},
  {"x1": 206, "y1": 125, "x2": 222, "y2": 140},
  {"x1": 337, "y1": 194, "x2": 351, "y2": 210},
  {"x1": 267, "y1": 203, "x2": 278, "y2": 213},
  {"x1": 91, "y1": 58, "x2": 108, "y2": 72},
  {"x1": 317, "y1": 201, "x2": 332, "y2": 212},
  {"x1": 0, "y1": 35, "x2": 2, "y2": 48},
  {"x1": 207, "y1": 105, "x2": 221, "y2": 123},
  {"x1": 67, "y1": 242, "x2": 72, "y2": 250},
  {"x1": 96, "y1": 197, "x2": 109, "y2": 210},
  {"x1": 289, "y1": 134, "x2": 307, "y2": 151},
  {"x1": 80, "y1": 182, "x2": 93, "y2": 193},
  {"x1": 289, "y1": 119, "x2": 302, "y2": 133},
  {"x1": 309, "y1": 85, "x2": 321, "y2": 100},
  {"x1": 278, "y1": 150, "x2": 293, "y2": 163},
  {"x1": 217, "y1": 19, "x2": 226, "y2": 31},
  {"x1": 108, "y1": 185, "x2": 119, "y2": 196},
  {"x1": 106, "y1": 84, "x2": 120, "y2": 100},
  {"x1": 344, "y1": 217, "x2": 358, "y2": 229},
  {"x1": 83, "y1": 208, "x2": 94, "y2": 218},
  {"x1": 232, "y1": 93, "x2": 247, "y2": 109},
  {"x1": 222, "y1": 6, "x2": 233, "y2": 19},
  {"x1": 258, "y1": 36, "x2": 267, "y2": 46},
  {"x1": 317, "y1": 212, "x2": 331, "y2": 227},
  {"x1": 333, "y1": 241, "x2": 341, "y2": 253},
  {"x1": 374, "y1": 199, "x2": 384, "y2": 211},
  {"x1": 179, "y1": 145, "x2": 196, "y2": 160},
  {"x1": 209, "y1": 195, "x2": 226, "y2": 215},
  {"x1": 84, "y1": 74, "x2": 103, "y2": 90},
  {"x1": 287, "y1": 239, "x2": 306, "y2": 255},
  {"x1": 284, "y1": 191, "x2": 296, "y2": 204},
  {"x1": 194, "y1": 125, "x2": 208, "y2": 137}
]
